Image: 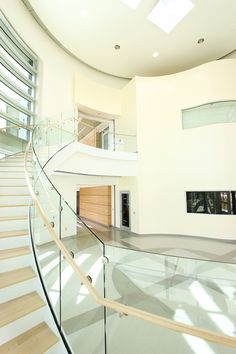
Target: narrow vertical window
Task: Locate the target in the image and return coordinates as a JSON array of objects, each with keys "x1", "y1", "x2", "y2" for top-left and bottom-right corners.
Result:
[{"x1": 0, "y1": 11, "x2": 37, "y2": 148}]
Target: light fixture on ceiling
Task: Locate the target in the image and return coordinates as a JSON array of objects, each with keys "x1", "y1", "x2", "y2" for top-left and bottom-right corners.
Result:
[
  {"x1": 114, "y1": 44, "x2": 121, "y2": 50},
  {"x1": 197, "y1": 38, "x2": 205, "y2": 44},
  {"x1": 80, "y1": 9, "x2": 88, "y2": 18},
  {"x1": 152, "y1": 51, "x2": 159, "y2": 58},
  {"x1": 147, "y1": 0, "x2": 194, "y2": 34},
  {"x1": 121, "y1": 0, "x2": 141, "y2": 9}
]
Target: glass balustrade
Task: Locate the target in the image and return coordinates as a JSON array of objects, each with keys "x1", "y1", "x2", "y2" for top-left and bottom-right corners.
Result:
[
  {"x1": 0, "y1": 116, "x2": 31, "y2": 154},
  {"x1": 39, "y1": 110, "x2": 137, "y2": 153},
  {"x1": 30, "y1": 127, "x2": 107, "y2": 353},
  {"x1": 103, "y1": 245, "x2": 236, "y2": 353},
  {"x1": 26, "y1": 119, "x2": 236, "y2": 354}
]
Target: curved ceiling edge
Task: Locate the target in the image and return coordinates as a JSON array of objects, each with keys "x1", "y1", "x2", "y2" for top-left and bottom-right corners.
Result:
[{"x1": 21, "y1": 0, "x2": 131, "y2": 81}]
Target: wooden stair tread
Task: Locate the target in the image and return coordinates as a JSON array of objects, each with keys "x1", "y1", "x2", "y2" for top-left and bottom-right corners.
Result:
[
  {"x1": 0, "y1": 322, "x2": 58, "y2": 354},
  {"x1": 0, "y1": 178, "x2": 25, "y2": 179},
  {"x1": 0, "y1": 267, "x2": 36, "y2": 289},
  {"x1": 0, "y1": 247, "x2": 31, "y2": 260},
  {"x1": 0, "y1": 292, "x2": 45, "y2": 327},
  {"x1": 0, "y1": 194, "x2": 30, "y2": 196},
  {"x1": 0, "y1": 215, "x2": 27, "y2": 221},
  {"x1": 0, "y1": 205, "x2": 28, "y2": 208},
  {"x1": 0, "y1": 185, "x2": 27, "y2": 187},
  {"x1": 0, "y1": 229, "x2": 28, "y2": 238}
]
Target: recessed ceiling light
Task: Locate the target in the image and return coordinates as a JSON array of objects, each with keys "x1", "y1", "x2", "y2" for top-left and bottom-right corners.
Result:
[
  {"x1": 80, "y1": 9, "x2": 88, "y2": 18},
  {"x1": 147, "y1": 0, "x2": 194, "y2": 34},
  {"x1": 114, "y1": 44, "x2": 120, "y2": 50},
  {"x1": 121, "y1": 0, "x2": 141, "y2": 9},
  {"x1": 152, "y1": 51, "x2": 159, "y2": 58},
  {"x1": 197, "y1": 38, "x2": 205, "y2": 44}
]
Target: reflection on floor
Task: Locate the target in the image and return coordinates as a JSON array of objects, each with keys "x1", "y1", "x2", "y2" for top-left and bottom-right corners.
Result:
[
  {"x1": 36, "y1": 227, "x2": 236, "y2": 354},
  {"x1": 83, "y1": 219, "x2": 236, "y2": 263}
]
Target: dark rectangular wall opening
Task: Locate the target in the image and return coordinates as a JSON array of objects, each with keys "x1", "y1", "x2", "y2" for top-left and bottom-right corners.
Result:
[{"x1": 186, "y1": 191, "x2": 236, "y2": 215}]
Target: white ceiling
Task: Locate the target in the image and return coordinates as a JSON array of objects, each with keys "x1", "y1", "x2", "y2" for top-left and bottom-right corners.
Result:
[{"x1": 25, "y1": 0, "x2": 236, "y2": 79}]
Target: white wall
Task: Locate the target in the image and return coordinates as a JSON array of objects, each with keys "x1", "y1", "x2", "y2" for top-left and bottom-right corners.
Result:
[
  {"x1": 113, "y1": 79, "x2": 139, "y2": 232},
  {"x1": 75, "y1": 75, "x2": 122, "y2": 116},
  {"x1": 0, "y1": 0, "x2": 128, "y2": 119},
  {"x1": 135, "y1": 59, "x2": 236, "y2": 240}
]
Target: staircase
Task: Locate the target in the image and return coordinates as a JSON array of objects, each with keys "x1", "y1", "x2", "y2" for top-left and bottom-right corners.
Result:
[{"x1": 0, "y1": 153, "x2": 65, "y2": 354}]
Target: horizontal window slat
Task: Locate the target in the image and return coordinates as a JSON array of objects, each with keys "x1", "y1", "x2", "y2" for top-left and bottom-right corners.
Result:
[
  {"x1": 0, "y1": 91, "x2": 35, "y2": 117},
  {"x1": 0, "y1": 17, "x2": 38, "y2": 63},
  {"x1": 0, "y1": 37, "x2": 37, "y2": 76},
  {"x1": 0, "y1": 13, "x2": 37, "y2": 128},
  {"x1": 0, "y1": 72, "x2": 34, "y2": 102},
  {"x1": 0, "y1": 22, "x2": 37, "y2": 68},
  {"x1": 0, "y1": 56, "x2": 36, "y2": 89},
  {"x1": 0, "y1": 110, "x2": 32, "y2": 130}
]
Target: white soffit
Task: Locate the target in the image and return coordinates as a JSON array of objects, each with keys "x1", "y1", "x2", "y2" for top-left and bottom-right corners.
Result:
[{"x1": 26, "y1": 0, "x2": 236, "y2": 79}]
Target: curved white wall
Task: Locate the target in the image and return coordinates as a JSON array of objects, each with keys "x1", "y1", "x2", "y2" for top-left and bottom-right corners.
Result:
[
  {"x1": 45, "y1": 142, "x2": 137, "y2": 177},
  {"x1": 135, "y1": 59, "x2": 236, "y2": 239},
  {"x1": 0, "y1": 0, "x2": 128, "y2": 119}
]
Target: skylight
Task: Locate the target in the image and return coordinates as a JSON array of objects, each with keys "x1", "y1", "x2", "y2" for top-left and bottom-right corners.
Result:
[
  {"x1": 122, "y1": 0, "x2": 141, "y2": 9},
  {"x1": 147, "y1": 0, "x2": 194, "y2": 33}
]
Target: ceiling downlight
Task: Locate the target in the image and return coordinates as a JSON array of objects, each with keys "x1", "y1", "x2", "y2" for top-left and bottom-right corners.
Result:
[
  {"x1": 197, "y1": 38, "x2": 205, "y2": 44},
  {"x1": 152, "y1": 51, "x2": 159, "y2": 58}
]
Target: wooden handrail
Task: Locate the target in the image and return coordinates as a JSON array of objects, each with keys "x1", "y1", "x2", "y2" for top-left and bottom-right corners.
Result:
[{"x1": 24, "y1": 140, "x2": 236, "y2": 348}]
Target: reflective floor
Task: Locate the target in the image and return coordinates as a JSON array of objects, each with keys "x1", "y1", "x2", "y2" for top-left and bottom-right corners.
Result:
[
  {"x1": 36, "y1": 228, "x2": 236, "y2": 354},
  {"x1": 83, "y1": 220, "x2": 236, "y2": 263}
]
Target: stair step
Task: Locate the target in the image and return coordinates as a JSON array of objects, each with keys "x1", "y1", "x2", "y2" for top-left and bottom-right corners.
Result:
[
  {"x1": 0, "y1": 165, "x2": 24, "y2": 167},
  {"x1": 0, "y1": 230, "x2": 28, "y2": 239},
  {"x1": 0, "y1": 267, "x2": 36, "y2": 289},
  {"x1": 0, "y1": 167, "x2": 26, "y2": 171},
  {"x1": 0, "y1": 160, "x2": 30, "y2": 163},
  {"x1": 0, "y1": 179, "x2": 27, "y2": 186},
  {"x1": 0, "y1": 186, "x2": 29, "y2": 195},
  {"x1": 0, "y1": 216, "x2": 28, "y2": 232},
  {"x1": 0, "y1": 194, "x2": 29, "y2": 196},
  {"x1": 0, "y1": 292, "x2": 45, "y2": 328},
  {"x1": 0, "y1": 215, "x2": 27, "y2": 221},
  {"x1": 0, "y1": 205, "x2": 28, "y2": 208},
  {"x1": 0, "y1": 177, "x2": 25, "y2": 179},
  {"x1": 2, "y1": 159, "x2": 28, "y2": 162},
  {"x1": 0, "y1": 172, "x2": 26, "y2": 178},
  {"x1": 0, "y1": 322, "x2": 58, "y2": 354},
  {"x1": 0, "y1": 206, "x2": 29, "y2": 218},
  {"x1": 0, "y1": 216, "x2": 27, "y2": 221},
  {"x1": 0, "y1": 247, "x2": 31, "y2": 260},
  {"x1": 0, "y1": 195, "x2": 30, "y2": 206}
]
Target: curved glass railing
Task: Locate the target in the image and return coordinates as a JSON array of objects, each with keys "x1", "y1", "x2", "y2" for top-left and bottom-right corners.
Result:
[
  {"x1": 25, "y1": 120, "x2": 236, "y2": 353},
  {"x1": 43, "y1": 110, "x2": 137, "y2": 153},
  {"x1": 0, "y1": 115, "x2": 32, "y2": 155}
]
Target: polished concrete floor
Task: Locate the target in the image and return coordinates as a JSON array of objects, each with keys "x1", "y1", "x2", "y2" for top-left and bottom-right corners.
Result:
[
  {"x1": 37, "y1": 230, "x2": 236, "y2": 354},
  {"x1": 82, "y1": 219, "x2": 236, "y2": 264}
]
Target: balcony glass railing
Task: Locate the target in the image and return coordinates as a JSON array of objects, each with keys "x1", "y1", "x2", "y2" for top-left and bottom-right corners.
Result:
[
  {"x1": 24, "y1": 119, "x2": 236, "y2": 354},
  {"x1": 43, "y1": 110, "x2": 137, "y2": 153}
]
